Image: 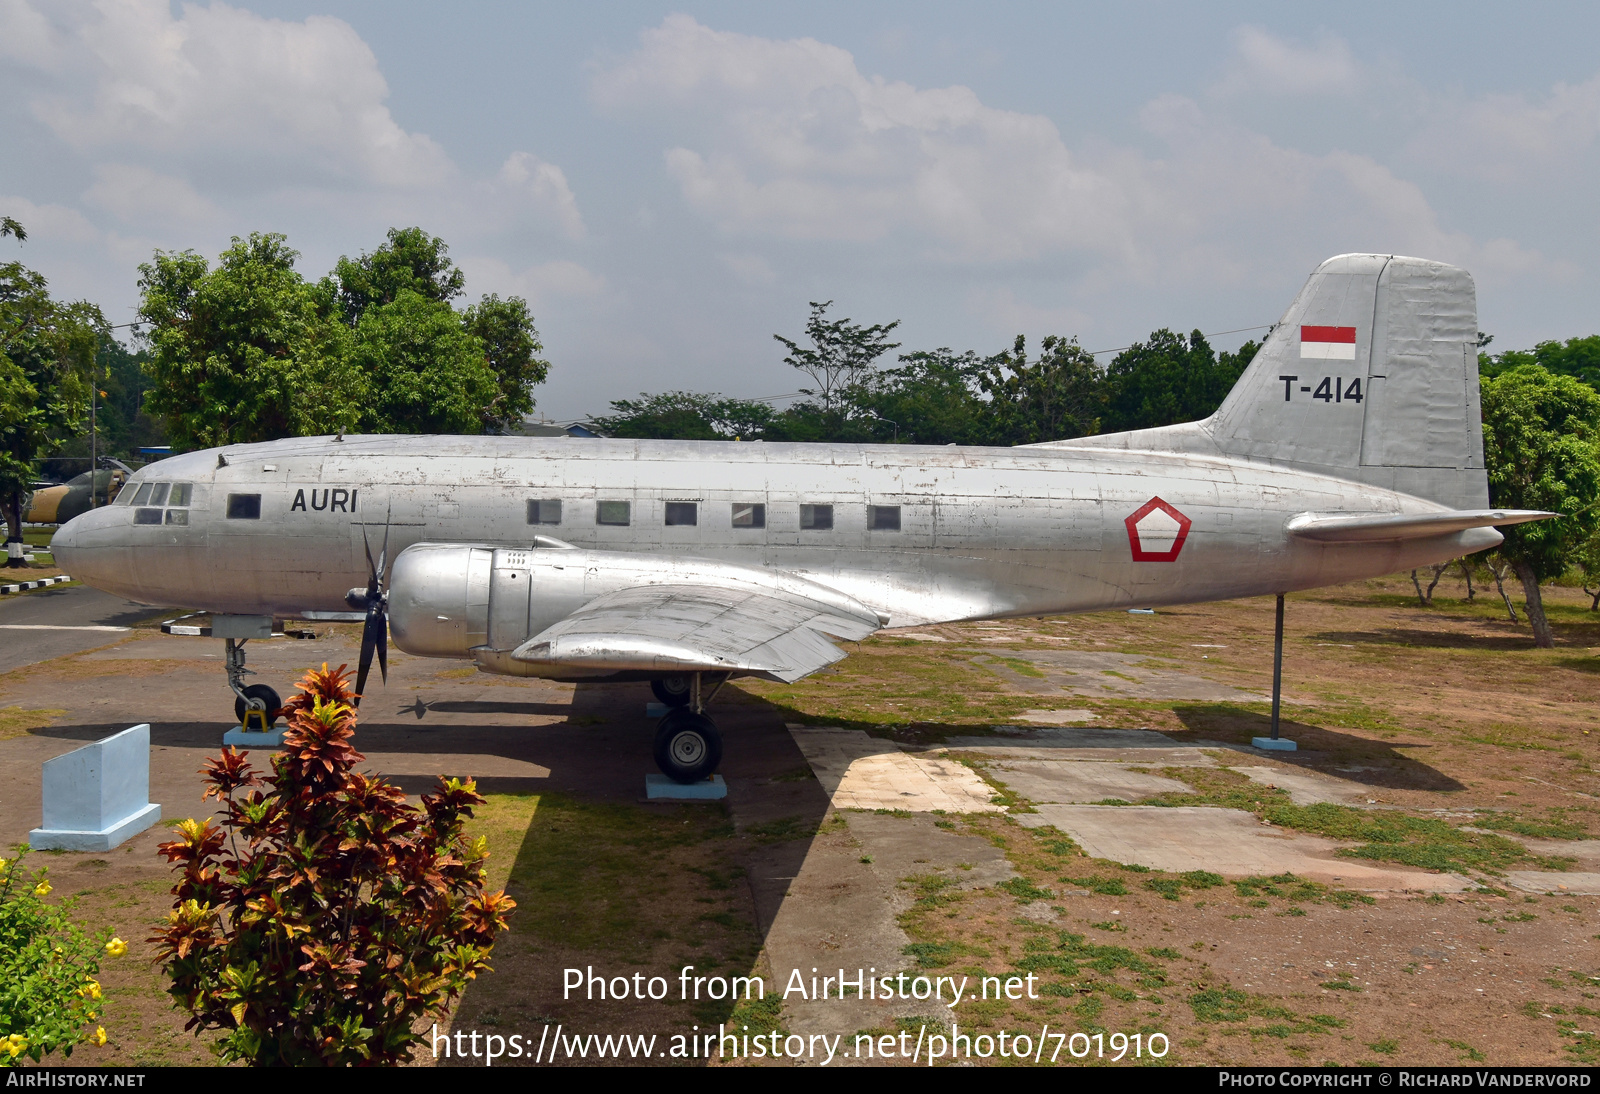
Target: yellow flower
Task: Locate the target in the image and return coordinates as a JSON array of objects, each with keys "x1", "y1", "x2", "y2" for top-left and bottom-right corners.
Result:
[
  {"x1": 81, "y1": 980, "x2": 102, "y2": 1000},
  {"x1": 6, "y1": 1034, "x2": 27, "y2": 1055},
  {"x1": 92, "y1": 1027, "x2": 107, "y2": 1047},
  {"x1": 33, "y1": 880, "x2": 51, "y2": 897},
  {"x1": 105, "y1": 937, "x2": 127, "y2": 957}
]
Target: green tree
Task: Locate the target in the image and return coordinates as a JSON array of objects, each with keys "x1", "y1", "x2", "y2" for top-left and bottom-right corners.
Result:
[
  {"x1": 774, "y1": 301, "x2": 901, "y2": 413},
  {"x1": 350, "y1": 290, "x2": 499, "y2": 435},
  {"x1": 463, "y1": 293, "x2": 550, "y2": 432},
  {"x1": 1102, "y1": 329, "x2": 1253, "y2": 433},
  {"x1": 137, "y1": 234, "x2": 363, "y2": 448},
  {"x1": 980, "y1": 335, "x2": 1105, "y2": 444},
  {"x1": 1480, "y1": 364, "x2": 1600, "y2": 647},
  {"x1": 1482, "y1": 335, "x2": 1600, "y2": 390},
  {"x1": 843, "y1": 348, "x2": 989, "y2": 445},
  {"x1": 1, "y1": 255, "x2": 99, "y2": 565},
  {"x1": 331, "y1": 226, "x2": 465, "y2": 322},
  {"x1": 589, "y1": 391, "x2": 777, "y2": 440}
]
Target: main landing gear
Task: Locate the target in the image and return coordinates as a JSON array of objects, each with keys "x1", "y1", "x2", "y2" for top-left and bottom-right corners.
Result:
[
  {"x1": 651, "y1": 672, "x2": 727, "y2": 784},
  {"x1": 225, "y1": 638, "x2": 281, "y2": 730}
]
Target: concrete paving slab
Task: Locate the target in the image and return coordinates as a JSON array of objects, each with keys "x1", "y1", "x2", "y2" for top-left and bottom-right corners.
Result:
[
  {"x1": 752, "y1": 812, "x2": 1014, "y2": 1035},
  {"x1": 1014, "y1": 709, "x2": 1095, "y2": 725},
  {"x1": 786, "y1": 727, "x2": 1000, "y2": 813},
  {"x1": 987, "y1": 760, "x2": 1191, "y2": 804},
  {"x1": 1505, "y1": 871, "x2": 1600, "y2": 895},
  {"x1": 1514, "y1": 839, "x2": 1600, "y2": 867},
  {"x1": 975, "y1": 648, "x2": 1266, "y2": 702},
  {"x1": 1016, "y1": 804, "x2": 1471, "y2": 891},
  {"x1": 945, "y1": 726, "x2": 1219, "y2": 766},
  {"x1": 1231, "y1": 764, "x2": 1375, "y2": 806}
]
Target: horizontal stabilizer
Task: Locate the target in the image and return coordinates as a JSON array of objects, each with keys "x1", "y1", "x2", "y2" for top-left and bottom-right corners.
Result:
[{"x1": 1286, "y1": 509, "x2": 1555, "y2": 543}]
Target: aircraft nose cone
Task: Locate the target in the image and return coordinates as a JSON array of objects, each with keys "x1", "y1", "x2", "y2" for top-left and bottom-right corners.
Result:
[
  {"x1": 49, "y1": 506, "x2": 127, "y2": 593},
  {"x1": 49, "y1": 514, "x2": 81, "y2": 562}
]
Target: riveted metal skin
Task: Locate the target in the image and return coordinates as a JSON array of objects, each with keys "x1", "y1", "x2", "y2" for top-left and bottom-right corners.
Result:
[{"x1": 51, "y1": 254, "x2": 1552, "y2": 686}]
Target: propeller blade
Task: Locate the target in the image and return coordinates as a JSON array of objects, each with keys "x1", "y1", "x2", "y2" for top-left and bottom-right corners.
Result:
[
  {"x1": 376, "y1": 609, "x2": 388, "y2": 684},
  {"x1": 354, "y1": 614, "x2": 375, "y2": 706}
]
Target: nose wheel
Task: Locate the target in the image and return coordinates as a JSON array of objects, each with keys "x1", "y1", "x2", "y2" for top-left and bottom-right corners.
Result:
[
  {"x1": 234, "y1": 684, "x2": 282, "y2": 730},
  {"x1": 224, "y1": 637, "x2": 281, "y2": 730}
]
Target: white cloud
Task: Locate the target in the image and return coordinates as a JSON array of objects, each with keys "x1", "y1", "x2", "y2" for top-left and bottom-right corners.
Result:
[
  {"x1": 720, "y1": 252, "x2": 777, "y2": 285},
  {"x1": 485, "y1": 153, "x2": 585, "y2": 240},
  {"x1": 25, "y1": 0, "x2": 452, "y2": 189},
  {"x1": 0, "y1": 193, "x2": 101, "y2": 245},
  {"x1": 1213, "y1": 27, "x2": 1361, "y2": 97},
  {"x1": 596, "y1": 17, "x2": 1558, "y2": 290},
  {"x1": 82, "y1": 163, "x2": 221, "y2": 227},
  {"x1": 1408, "y1": 73, "x2": 1600, "y2": 184},
  {"x1": 459, "y1": 256, "x2": 606, "y2": 312}
]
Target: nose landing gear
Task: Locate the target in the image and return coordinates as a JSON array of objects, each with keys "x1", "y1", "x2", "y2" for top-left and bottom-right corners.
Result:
[
  {"x1": 651, "y1": 672, "x2": 728, "y2": 783},
  {"x1": 225, "y1": 638, "x2": 281, "y2": 730}
]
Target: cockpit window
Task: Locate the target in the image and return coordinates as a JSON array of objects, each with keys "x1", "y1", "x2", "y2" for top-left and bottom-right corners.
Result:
[
  {"x1": 168, "y1": 483, "x2": 192, "y2": 507},
  {"x1": 134, "y1": 508, "x2": 162, "y2": 525},
  {"x1": 129, "y1": 483, "x2": 152, "y2": 506},
  {"x1": 226, "y1": 494, "x2": 262, "y2": 520},
  {"x1": 148, "y1": 482, "x2": 169, "y2": 506},
  {"x1": 164, "y1": 509, "x2": 188, "y2": 525}
]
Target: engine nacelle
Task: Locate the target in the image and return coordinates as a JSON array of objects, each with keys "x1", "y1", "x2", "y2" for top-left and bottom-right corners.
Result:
[{"x1": 388, "y1": 543, "x2": 592, "y2": 659}]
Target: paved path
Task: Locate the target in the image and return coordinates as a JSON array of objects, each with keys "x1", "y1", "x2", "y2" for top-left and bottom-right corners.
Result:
[{"x1": 0, "y1": 585, "x2": 166, "y2": 675}]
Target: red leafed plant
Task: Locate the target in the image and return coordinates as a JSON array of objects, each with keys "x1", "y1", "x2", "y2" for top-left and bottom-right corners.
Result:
[{"x1": 152, "y1": 663, "x2": 514, "y2": 1066}]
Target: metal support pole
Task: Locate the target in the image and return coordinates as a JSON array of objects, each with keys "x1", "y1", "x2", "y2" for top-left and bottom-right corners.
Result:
[{"x1": 1270, "y1": 593, "x2": 1285, "y2": 739}]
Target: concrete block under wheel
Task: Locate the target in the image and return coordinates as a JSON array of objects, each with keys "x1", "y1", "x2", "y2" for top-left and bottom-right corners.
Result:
[
  {"x1": 223, "y1": 726, "x2": 286, "y2": 747},
  {"x1": 645, "y1": 774, "x2": 726, "y2": 801},
  {"x1": 645, "y1": 701, "x2": 669, "y2": 718},
  {"x1": 1252, "y1": 736, "x2": 1298, "y2": 751},
  {"x1": 30, "y1": 724, "x2": 162, "y2": 852}
]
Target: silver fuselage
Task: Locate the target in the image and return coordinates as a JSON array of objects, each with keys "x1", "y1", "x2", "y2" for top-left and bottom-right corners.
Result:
[{"x1": 53, "y1": 434, "x2": 1495, "y2": 648}]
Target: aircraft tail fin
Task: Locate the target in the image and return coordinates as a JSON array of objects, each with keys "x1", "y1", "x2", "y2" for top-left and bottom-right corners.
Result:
[{"x1": 1060, "y1": 254, "x2": 1489, "y2": 509}]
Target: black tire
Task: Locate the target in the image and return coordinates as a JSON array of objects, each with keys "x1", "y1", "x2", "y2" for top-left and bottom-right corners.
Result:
[
  {"x1": 653, "y1": 708, "x2": 722, "y2": 784},
  {"x1": 234, "y1": 684, "x2": 282, "y2": 729},
  {"x1": 651, "y1": 675, "x2": 694, "y2": 707}
]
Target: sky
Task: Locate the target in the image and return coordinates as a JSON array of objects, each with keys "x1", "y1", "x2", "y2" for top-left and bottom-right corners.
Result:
[{"x1": 2, "y1": 1, "x2": 1598, "y2": 422}]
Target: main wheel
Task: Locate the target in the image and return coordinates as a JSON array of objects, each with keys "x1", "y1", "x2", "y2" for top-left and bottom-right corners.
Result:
[
  {"x1": 234, "y1": 684, "x2": 282, "y2": 729},
  {"x1": 651, "y1": 674, "x2": 693, "y2": 707},
  {"x1": 653, "y1": 708, "x2": 722, "y2": 784}
]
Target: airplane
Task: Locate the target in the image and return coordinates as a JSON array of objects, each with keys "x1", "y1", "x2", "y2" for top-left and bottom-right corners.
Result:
[
  {"x1": 23, "y1": 459, "x2": 134, "y2": 524},
  {"x1": 51, "y1": 253, "x2": 1551, "y2": 783}
]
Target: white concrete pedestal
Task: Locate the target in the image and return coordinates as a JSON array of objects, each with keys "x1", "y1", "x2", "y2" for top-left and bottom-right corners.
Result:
[{"x1": 30, "y1": 724, "x2": 161, "y2": 851}]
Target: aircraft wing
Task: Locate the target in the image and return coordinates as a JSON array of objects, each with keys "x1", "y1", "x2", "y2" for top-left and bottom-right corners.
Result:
[
  {"x1": 1286, "y1": 508, "x2": 1555, "y2": 543},
  {"x1": 508, "y1": 582, "x2": 882, "y2": 683}
]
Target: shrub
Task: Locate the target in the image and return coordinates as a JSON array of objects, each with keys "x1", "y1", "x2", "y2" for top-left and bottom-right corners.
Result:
[
  {"x1": 152, "y1": 664, "x2": 515, "y2": 1066},
  {"x1": 0, "y1": 849, "x2": 121, "y2": 1064}
]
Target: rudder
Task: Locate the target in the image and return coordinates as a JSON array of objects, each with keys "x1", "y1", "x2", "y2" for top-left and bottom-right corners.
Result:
[{"x1": 1064, "y1": 254, "x2": 1488, "y2": 509}]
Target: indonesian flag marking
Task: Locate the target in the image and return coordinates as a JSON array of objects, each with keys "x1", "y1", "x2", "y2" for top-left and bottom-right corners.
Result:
[{"x1": 1300, "y1": 325, "x2": 1357, "y2": 360}]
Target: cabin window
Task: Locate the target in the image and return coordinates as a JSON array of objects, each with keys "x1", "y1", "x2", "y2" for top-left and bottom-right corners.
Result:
[
  {"x1": 168, "y1": 483, "x2": 192, "y2": 507},
  {"x1": 164, "y1": 509, "x2": 188, "y2": 526},
  {"x1": 665, "y1": 502, "x2": 698, "y2": 526},
  {"x1": 148, "y1": 482, "x2": 170, "y2": 506},
  {"x1": 868, "y1": 505, "x2": 901, "y2": 531},
  {"x1": 526, "y1": 499, "x2": 562, "y2": 525},
  {"x1": 226, "y1": 494, "x2": 262, "y2": 520},
  {"x1": 129, "y1": 483, "x2": 152, "y2": 506},
  {"x1": 800, "y1": 503, "x2": 833, "y2": 530},
  {"x1": 732, "y1": 503, "x2": 765, "y2": 529},
  {"x1": 134, "y1": 508, "x2": 162, "y2": 525},
  {"x1": 596, "y1": 500, "x2": 630, "y2": 526}
]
